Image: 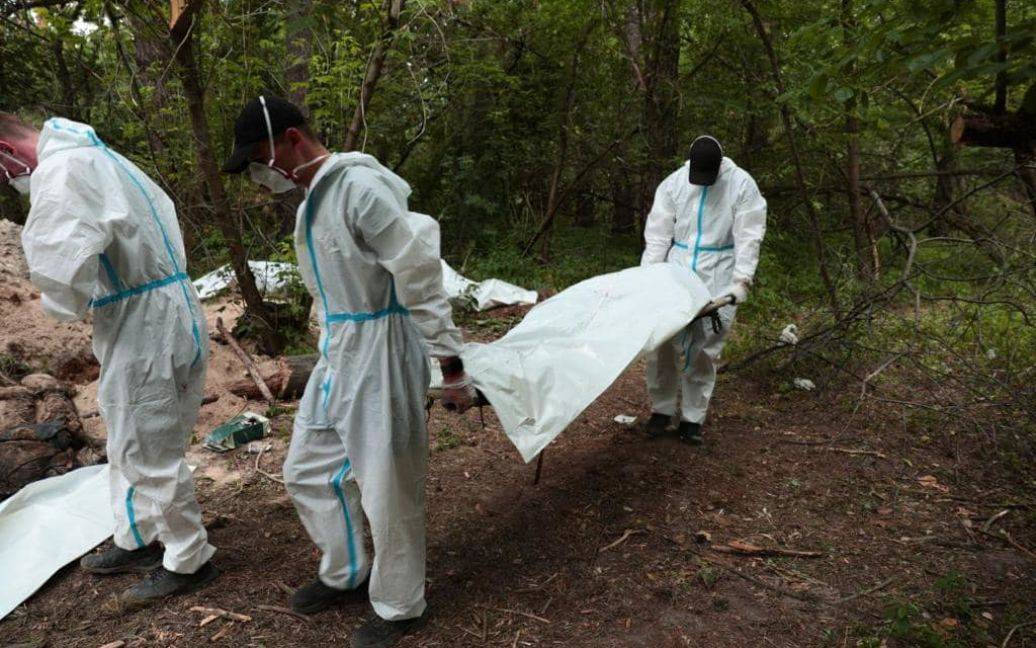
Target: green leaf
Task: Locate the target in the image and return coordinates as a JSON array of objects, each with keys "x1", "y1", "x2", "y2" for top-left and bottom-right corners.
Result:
[{"x1": 833, "y1": 87, "x2": 854, "y2": 104}]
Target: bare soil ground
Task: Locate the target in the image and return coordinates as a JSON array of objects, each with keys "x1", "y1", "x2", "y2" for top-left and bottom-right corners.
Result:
[{"x1": 4, "y1": 303, "x2": 1034, "y2": 648}]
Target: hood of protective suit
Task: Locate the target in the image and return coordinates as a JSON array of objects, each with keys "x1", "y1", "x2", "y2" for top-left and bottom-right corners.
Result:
[
  {"x1": 36, "y1": 118, "x2": 100, "y2": 164},
  {"x1": 309, "y1": 152, "x2": 412, "y2": 203}
]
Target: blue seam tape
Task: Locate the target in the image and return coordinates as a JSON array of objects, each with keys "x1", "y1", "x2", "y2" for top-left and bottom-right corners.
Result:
[
  {"x1": 89, "y1": 271, "x2": 188, "y2": 309},
  {"x1": 691, "y1": 185, "x2": 709, "y2": 272},
  {"x1": 98, "y1": 253, "x2": 125, "y2": 292},
  {"x1": 324, "y1": 303, "x2": 409, "y2": 324},
  {"x1": 674, "y1": 240, "x2": 732, "y2": 252},
  {"x1": 126, "y1": 486, "x2": 145, "y2": 549},
  {"x1": 331, "y1": 459, "x2": 359, "y2": 589},
  {"x1": 321, "y1": 373, "x2": 333, "y2": 411},
  {"x1": 303, "y1": 190, "x2": 333, "y2": 359}
]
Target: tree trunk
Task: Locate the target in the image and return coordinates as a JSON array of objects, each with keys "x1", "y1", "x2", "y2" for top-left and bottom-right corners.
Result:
[
  {"x1": 521, "y1": 19, "x2": 596, "y2": 259},
  {"x1": 575, "y1": 190, "x2": 595, "y2": 228},
  {"x1": 740, "y1": 0, "x2": 840, "y2": 314},
  {"x1": 846, "y1": 108, "x2": 877, "y2": 280},
  {"x1": 641, "y1": 0, "x2": 681, "y2": 195},
  {"x1": 843, "y1": 0, "x2": 877, "y2": 281},
  {"x1": 994, "y1": 0, "x2": 1007, "y2": 114},
  {"x1": 285, "y1": 0, "x2": 311, "y2": 107},
  {"x1": 343, "y1": 0, "x2": 406, "y2": 151},
  {"x1": 610, "y1": 166, "x2": 635, "y2": 235},
  {"x1": 171, "y1": 15, "x2": 281, "y2": 353},
  {"x1": 535, "y1": 20, "x2": 594, "y2": 261}
]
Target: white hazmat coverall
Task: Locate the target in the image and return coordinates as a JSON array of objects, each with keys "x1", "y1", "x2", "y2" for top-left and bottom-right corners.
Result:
[
  {"x1": 21, "y1": 118, "x2": 213, "y2": 573},
  {"x1": 641, "y1": 157, "x2": 767, "y2": 424},
  {"x1": 282, "y1": 152, "x2": 463, "y2": 621}
]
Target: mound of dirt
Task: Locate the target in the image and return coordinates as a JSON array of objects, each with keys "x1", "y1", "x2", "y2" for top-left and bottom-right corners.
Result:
[{"x1": 0, "y1": 220, "x2": 96, "y2": 382}]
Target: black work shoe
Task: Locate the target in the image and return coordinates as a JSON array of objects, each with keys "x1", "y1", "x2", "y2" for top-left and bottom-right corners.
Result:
[
  {"x1": 678, "y1": 421, "x2": 703, "y2": 445},
  {"x1": 118, "y1": 561, "x2": 219, "y2": 609},
  {"x1": 350, "y1": 614, "x2": 425, "y2": 648},
  {"x1": 80, "y1": 544, "x2": 163, "y2": 575},
  {"x1": 291, "y1": 577, "x2": 368, "y2": 614},
  {"x1": 645, "y1": 412, "x2": 671, "y2": 438}
]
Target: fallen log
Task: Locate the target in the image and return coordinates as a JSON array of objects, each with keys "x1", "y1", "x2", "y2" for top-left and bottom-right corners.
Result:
[
  {"x1": 216, "y1": 317, "x2": 276, "y2": 403},
  {"x1": 950, "y1": 113, "x2": 1036, "y2": 149},
  {"x1": 226, "y1": 354, "x2": 317, "y2": 401}
]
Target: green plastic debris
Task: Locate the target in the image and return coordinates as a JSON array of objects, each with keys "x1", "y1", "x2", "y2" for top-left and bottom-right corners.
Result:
[{"x1": 204, "y1": 412, "x2": 270, "y2": 453}]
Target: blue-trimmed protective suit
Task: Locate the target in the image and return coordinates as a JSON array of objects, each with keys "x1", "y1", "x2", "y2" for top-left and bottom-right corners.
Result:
[
  {"x1": 21, "y1": 118, "x2": 213, "y2": 573},
  {"x1": 641, "y1": 157, "x2": 767, "y2": 425},
  {"x1": 282, "y1": 153, "x2": 463, "y2": 621}
]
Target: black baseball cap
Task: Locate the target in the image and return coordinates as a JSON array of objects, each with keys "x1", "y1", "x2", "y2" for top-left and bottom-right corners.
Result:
[
  {"x1": 221, "y1": 95, "x2": 307, "y2": 174},
  {"x1": 687, "y1": 135, "x2": 723, "y2": 186}
]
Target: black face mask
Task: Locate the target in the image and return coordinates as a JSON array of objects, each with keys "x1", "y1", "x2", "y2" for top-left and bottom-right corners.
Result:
[{"x1": 688, "y1": 136, "x2": 723, "y2": 186}]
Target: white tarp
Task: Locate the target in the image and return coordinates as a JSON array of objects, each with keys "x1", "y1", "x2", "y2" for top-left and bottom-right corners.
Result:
[
  {"x1": 459, "y1": 264, "x2": 712, "y2": 462},
  {"x1": 0, "y1": 465, "x2": 112, "y2": 620},
  {"x1": 194, "y1": 259, "x2": 537, "y2": 312},
  {"x1": 440, "y1": 260, "x2": 539, "y2": 311},
  {"x1": 193, "y1": 261, "x2": 300, "y2": 301}
]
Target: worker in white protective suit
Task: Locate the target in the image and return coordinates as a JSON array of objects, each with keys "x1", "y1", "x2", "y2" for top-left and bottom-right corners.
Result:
[
  {"x1": 641, "y1": 135, "x2": 767, "y2": 445},
  {"x1": 0, "y1": 112, "x2": 216, "y2": 606},
  {"x1": 221, "y1": 96, "x2": 476, "y2": 648}
]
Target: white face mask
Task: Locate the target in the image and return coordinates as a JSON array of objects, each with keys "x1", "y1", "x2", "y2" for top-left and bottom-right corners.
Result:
[
  {"x1": 9, "y1": 174, "x2": 30, "y2": 196},
  {"x1": 1, "y1": 150, "x2": 31, "y2": 196},
  {"x1": 248, "y1": 161, "x2": 297, "y2": 194}
]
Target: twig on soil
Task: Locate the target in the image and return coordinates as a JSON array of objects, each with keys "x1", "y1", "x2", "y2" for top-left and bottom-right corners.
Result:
[
  {"x1": 776, "y1": 440, "x2": 886, "y2": 459},
  {"x1": 255, "y1": 604, "x2": 311, "y2": 623},
  {"x1": 512, "y1": 630, "x2": 521, "y2": 648},
  {"x1": 272, "y1": 581, "x2": 294, "y2": 597},
  {"x1": 1002, "y1": 621, "x2": 1036, "y2": 648},
  {"x1": 210, "y1": 623, "x2": 233, "y2": 641},
  {"x1": 98, "y1": 642, "x2": 125, "y2": 648},
  {"x1": 484, "y1": 606, "x2": 551, "y2": 624},
  {"x1": 710, "y1": 540, "x2": 823, "y2": 558},
  {"x1": 254, "y1": 443, "x2": 285, "y2": 484},
  {"x1": 514, "y1": 572, "x2": 560, "y2": 593},
  {"x1": 598, "y1": 528, "x2": 644, "y2": 553},
  {"x1": 895, "y1": 535, "x2": 986, "y2": 551},
  {"x1": 978, "y1": 529, "x2": 1036, "y2": 562},
  {"x1": 199, "y1": 613, "x2": 221, "y2": 627},
  {"x1": 835, "y1": 576, "x2": 896, "y2": 605},
  {"x1": 216, "y1": 317, "x2": 275, "y2": 404},
  {"x1": 698, "y1": 555, "x2": 824, "y2": 605},
  {"x1": 981, "y1": 509, "x2": 1011, "y2": 534},
  {"x1": 190, "y1": 606, "x2": 252, "y2": 623}
]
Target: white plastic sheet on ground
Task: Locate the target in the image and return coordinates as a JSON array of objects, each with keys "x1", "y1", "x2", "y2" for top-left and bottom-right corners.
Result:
[
  {"x1": 194, "y1": 259, "x2": 537, "y2": 313},
  {"x1": 440, "y1": 260, "x2": 539, "y2": 311},
  {"x1": 456, "y1": 263, "x2": 712, "y2": 462},
  {"x1": 193, "y1": 261, "x2": 300, "y2": 301},
  {"x1": 0, "y1": 465, "x2": 112, "y2": 620}
]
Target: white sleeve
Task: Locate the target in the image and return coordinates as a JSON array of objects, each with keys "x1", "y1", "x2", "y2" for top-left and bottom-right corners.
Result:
[
  {"x1": 352, "y1": 176, "x2": 464, "y2": 358},
  {"x1": 732, "y1": 172, "x2": 767, "y2": 284},
  {"x1": 640, "y1": 177, "x2": 677, "y2": 265},
  {"x1": 21, "y1": 155, "x2": 112, "y2": 321}
]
